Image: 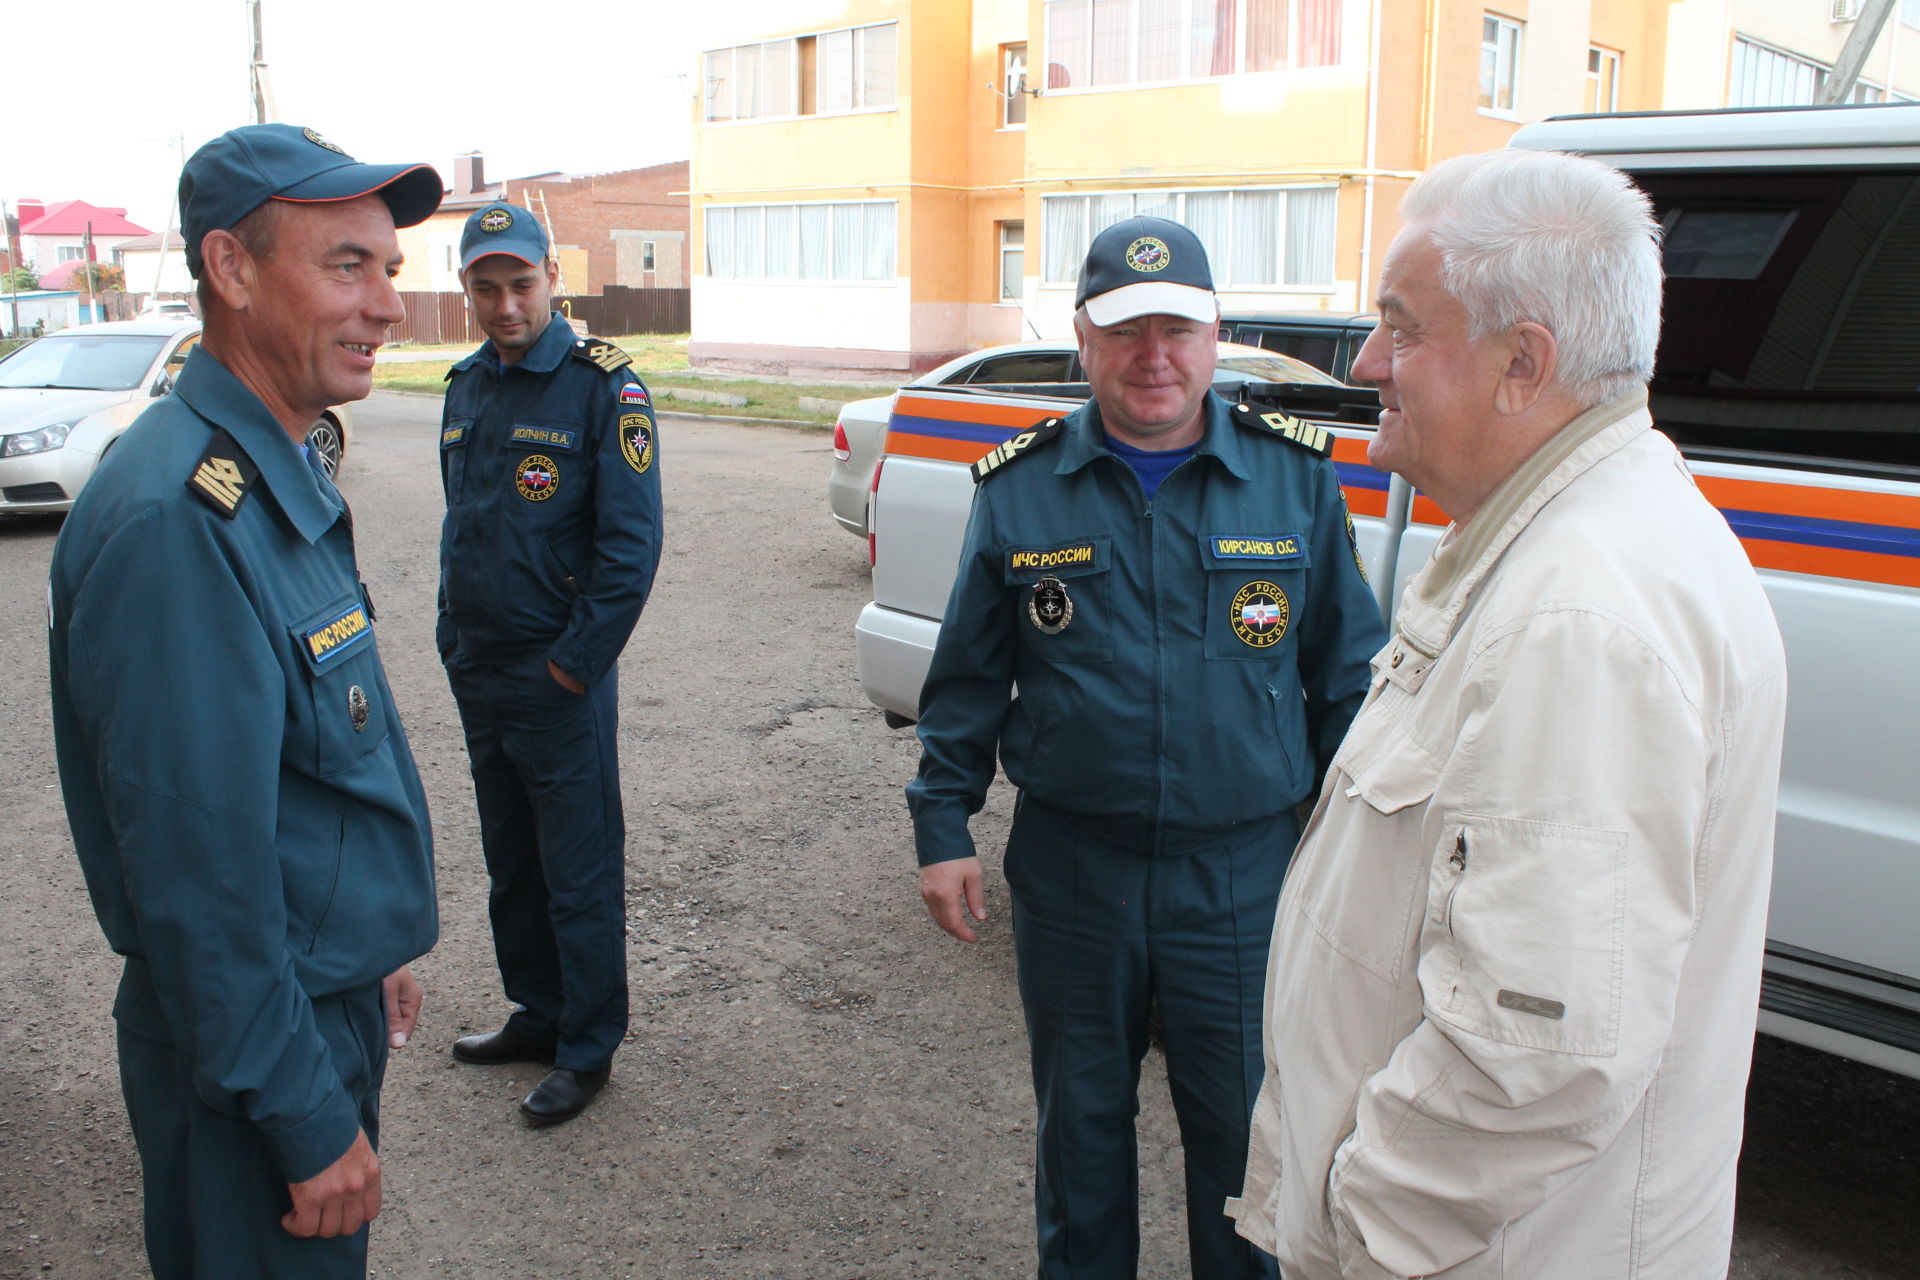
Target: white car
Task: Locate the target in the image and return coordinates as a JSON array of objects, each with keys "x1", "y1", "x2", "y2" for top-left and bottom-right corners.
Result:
[
  {"x1": 0, "y1": 317, "x2": 353, "y2": 514},
  {"x1": 828, "y1": 339, "x2": 1349, "y2": 538}
]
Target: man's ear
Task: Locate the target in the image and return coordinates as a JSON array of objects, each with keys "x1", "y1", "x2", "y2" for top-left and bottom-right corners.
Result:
[
  {"x1": 197, "y1": 230, "x2": 255, "y2": 313},
  {"x1": 1492, "y1": 321, "x2": 1558, "y2": 416}
]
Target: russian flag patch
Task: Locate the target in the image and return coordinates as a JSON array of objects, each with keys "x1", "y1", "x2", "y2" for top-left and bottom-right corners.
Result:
[{"x1": 619, "y1": 384, "x2": 650, "y2": 406}]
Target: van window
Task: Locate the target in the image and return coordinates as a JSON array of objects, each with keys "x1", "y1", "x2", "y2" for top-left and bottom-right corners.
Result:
[
  {"x1": 1236, "y1": 327, "x2": 1343, "y2": 376},
  {"x1": 1634, "y1": 168, "x2": 1920, "y2": 473}
]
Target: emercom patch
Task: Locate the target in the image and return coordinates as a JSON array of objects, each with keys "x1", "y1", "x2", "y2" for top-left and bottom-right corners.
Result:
[{"x1": 303, "y1": 604, "x2": 373, "y2": 668}]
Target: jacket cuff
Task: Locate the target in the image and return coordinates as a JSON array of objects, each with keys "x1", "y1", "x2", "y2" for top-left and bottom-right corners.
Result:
[
  {"x1": 546, "y1": 640, "x2": 598, "y2": 686},
  {"x1": 911, "y1": 804, "x2": 978, "y2": 867},
  {"x1": 261, "y1": 1084, "x2": 362, "y2": 1184}
]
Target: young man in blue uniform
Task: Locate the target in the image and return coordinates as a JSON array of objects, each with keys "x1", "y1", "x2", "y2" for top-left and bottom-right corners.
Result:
[
  {"x1": 910, "y1": 217, "x2": 1385, "y2": 1279},
  {"x1": 438, "y1": 202, "x2": 663, "y2": 1126},
  {"x1": 47, "y1": 124, "x2": 443, "y2": 1279}
]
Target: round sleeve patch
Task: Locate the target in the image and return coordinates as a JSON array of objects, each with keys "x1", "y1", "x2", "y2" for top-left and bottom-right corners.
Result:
[{"x1": 619, "y1": 413, "x2": 654, "y2": 475}]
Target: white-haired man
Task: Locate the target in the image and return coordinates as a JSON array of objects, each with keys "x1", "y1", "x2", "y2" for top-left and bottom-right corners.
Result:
[{"x1": 1226, "y1": 148, "x2": 1788, "y2": 1279}]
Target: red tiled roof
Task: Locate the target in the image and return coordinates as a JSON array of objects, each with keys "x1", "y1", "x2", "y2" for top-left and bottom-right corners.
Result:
[
  {"x1": 20, "y1": 200, "x2": 151, "y2": 238},
  {"x1": 39, "y1": 260, "x2": 84, "y2": 289}
]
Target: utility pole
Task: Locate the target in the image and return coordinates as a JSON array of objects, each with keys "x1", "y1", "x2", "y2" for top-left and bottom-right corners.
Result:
[
  {"x1": 1821, "y1": 0, "x2": 1900, "y2": 104},
  {"x1": 248, "y1": 0, "x2": 277, "y2": 124},
  {"x1": 2, "y1": 198, "x2": 18, "y2": 339}
]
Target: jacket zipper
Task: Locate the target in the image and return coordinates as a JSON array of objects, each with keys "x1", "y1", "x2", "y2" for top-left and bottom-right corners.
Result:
[{"x1": 1444, "y1": 830, "x2": 1468, "y2": 938}]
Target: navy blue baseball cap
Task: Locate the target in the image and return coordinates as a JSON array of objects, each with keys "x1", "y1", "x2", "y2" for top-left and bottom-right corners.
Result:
[
  {"x1": 179, "y1": 123, "x2": 443, "y2": 277},
  {"x1": 1074, "y1": 216, "x2": 1217, "y2": 326},
  {"x1": 459, "y1": 202, "x2": 550, "y2": 270}
]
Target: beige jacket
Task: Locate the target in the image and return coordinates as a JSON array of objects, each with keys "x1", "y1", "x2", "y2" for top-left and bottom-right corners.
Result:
[{"x1": 1227, "y1": 393, "x2": 1788, "y2": 1279}]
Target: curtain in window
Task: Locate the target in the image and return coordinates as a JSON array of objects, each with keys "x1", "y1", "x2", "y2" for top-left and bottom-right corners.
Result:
[
  {"x1": 818, "y1": 30, "x2": 853, "y2": 112},
  {"x1": 1138, "y1": 0, "x2": 1182, "y2": 82},
  {"x1": 1091, "y1": 0, "x2": 1130, "y2": 86},
  {"x1": 832, "y1": 204, "x2": 863, "y2": 280},
  {"x1": 705, "y1": 207, "x2": 734, "y2": 277},
  {"x1": 765, "y1": 206, "x2": 795, "y2": 277},
  {"x1": 1245, "y1": 0, "x2": 1288, "y2": 73},
  {"x1": 1297, "y1": 0, "x2": 1342, "y2": 68},
  {"x1": 863, "y1": 204, "x2": 897, "y2": 279},
  {"x1": 1231, "y1": 190, "x2": 1280, "y2": 285},
  {"x1": 1183, "y1": 192, "x2": 1230, "y2": 279},
  {"x1": 798, "y1": 205, "x2": 831, "y2": 279},
  {"x1": 735, "y1": 206, "x2": 766, "y2": 278},
  {"x1": 763, "y1": 40, "x2": 794, "y2": 116},
  {"x1": 1090, "y1": 194, "x2": 1133, "y2": 237},
  {"x1": 1133, "y1": 192, "x2": 1178, "y2": 221},
  {"x1": 1047, "y1": 0, "x2": 1089, "y2": 88},
  {"x1": 1044, "y1": 197, "x2": 1086, "y2": 282},
  {"x1": 736, "y1": 43, "x2": 761, "y2": 120},
  {"x1": 705, "y1": 50, "x2": 732, "y2": 121},
  {"x1": 861, "y1": 25, "x2": 898, "y2": 107},
  {"x1": 1283, "y1": 188, "x2": 1335, "y2": 285}
]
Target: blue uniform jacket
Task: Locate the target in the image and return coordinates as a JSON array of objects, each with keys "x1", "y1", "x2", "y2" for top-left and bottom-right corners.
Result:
[
  {"x1": 437, "y1": 316, "x2": 662, "y2": 682},
  {"x1": 908, "y1": 392, "x2": 1385, "y2": 866},
  {"x1": 47, "y1": 348, "x2": 438, "y2": 1181}
]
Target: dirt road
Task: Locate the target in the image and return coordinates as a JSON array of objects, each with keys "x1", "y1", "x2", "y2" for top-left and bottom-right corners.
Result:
[{"x1": 0, "y1": 394, "x2": 1913, "y2": 1278}]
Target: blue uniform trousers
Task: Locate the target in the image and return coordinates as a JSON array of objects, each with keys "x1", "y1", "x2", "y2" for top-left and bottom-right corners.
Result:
[
  {"x1": 1005, "y1": 797, "x2": 1290, "y2": 1280},
  {"x1": 116, "y1": 967, "x2": 386, "y2": 1280},
  {"x1": 447, "y1": 651, "x2": 628, "y2": 1070}
]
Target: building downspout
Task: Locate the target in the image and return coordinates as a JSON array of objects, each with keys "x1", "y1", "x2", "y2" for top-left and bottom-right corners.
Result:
[{"x1": 1359, "y1": 0, "x2": 1387, "y2": 311}]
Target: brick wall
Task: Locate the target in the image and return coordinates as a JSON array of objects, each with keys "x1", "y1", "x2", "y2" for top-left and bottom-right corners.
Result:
[{"x1": 502, "y1": 161, "x2": 690, "y2": 293}]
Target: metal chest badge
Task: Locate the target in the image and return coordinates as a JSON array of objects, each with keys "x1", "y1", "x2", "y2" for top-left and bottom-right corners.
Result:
[
  {"x1": 348, "y1": 684, "x2": 370, "y2": 732},
  {"x1": 1029, "y1": 576, "x2": 1073, "y2": 634},
  {"x1": 515, "y1": 454, "x2": 559, "y2": 500},
  {"x1": 1230, "y1": 580, "x2": 1289, "y2": 648}
]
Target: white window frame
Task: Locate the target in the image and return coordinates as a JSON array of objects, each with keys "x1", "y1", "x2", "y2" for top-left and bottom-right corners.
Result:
[
  {"x1": 1040, "y1": 0, "x2": 1345, "y2": 95},
  {"x1": 1039, "y1": 186, "x2": 1339, "y2": 291},
  {"x1": 999, "y1": 221, "x2": 1026, "y2": 302},
  {"x1": 1586, "y1": 45, "x2": 1620, "y2": 114},
  {"x1": 1003, "y1": 43, "x2": 1029, "y2": 128},
  {"x1": 1480, "y1": 14, "x2": 1521, "y2": 118},
  {"x1": 56, "y1": 245, "x2": 85, "y2": 264},
  {"x1": 701, "y1": 22, "x2": 898, "y2": 125},
  {"x1": 1728, "y1": 35, "x2": 1896, "y2": 108},
  {"x1": 704, "y1": 200, "x2": 897, "y2": 284}
]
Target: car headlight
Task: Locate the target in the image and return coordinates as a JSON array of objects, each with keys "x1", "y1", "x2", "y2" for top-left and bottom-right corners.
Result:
[{"x1": 2, "y1": 423, "x2": 74, "y2": 457}]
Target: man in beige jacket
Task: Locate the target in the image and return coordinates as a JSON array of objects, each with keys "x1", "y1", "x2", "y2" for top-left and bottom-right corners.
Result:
[{"x1": 1227, "y1": 148, "x2": 1788, "y2": 1279}]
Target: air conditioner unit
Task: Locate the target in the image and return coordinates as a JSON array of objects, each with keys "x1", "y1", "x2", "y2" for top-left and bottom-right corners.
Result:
[{"x1": 1832, "y1": 0, "x2": 1861, "y2": 21}]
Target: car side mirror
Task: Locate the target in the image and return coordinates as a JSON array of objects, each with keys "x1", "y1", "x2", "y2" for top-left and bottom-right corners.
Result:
[{"x1": 150, "y1": 374, "x2": 172, "y2": 398}]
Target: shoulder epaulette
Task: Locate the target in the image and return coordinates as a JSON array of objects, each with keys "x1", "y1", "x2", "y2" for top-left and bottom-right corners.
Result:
[
  {"x1": 571, "y1": 337, "x2": 633, "y2": 374},
  {"x1": 972, "y1": 417, "x2": 1066, "y2": 484},
  {"x1": 185, "y1": 428, "x2": 259, "y2": 519},
  {"x1": 1230, "y1": 402, "x2": 1332, "y2": 457}
]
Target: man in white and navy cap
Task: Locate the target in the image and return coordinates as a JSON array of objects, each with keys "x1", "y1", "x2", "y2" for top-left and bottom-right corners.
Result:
[{"x1": 908, "y1": 216, "x2": 1385, "y2": 1278}]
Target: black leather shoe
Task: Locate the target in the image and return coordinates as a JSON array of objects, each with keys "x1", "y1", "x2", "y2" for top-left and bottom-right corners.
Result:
[
  {"x1": 520, "y1": 1065, "x2": 611, "y2": 1126},
  {"x1": 451, "y1": 1026, "x2": 557, "y2": 1066}
]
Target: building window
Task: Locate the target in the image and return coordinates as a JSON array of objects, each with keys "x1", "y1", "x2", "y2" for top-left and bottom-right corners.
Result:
[
  {"x1": 1003, "y1": 43, "x2": 1029, "y2": 126},
  {"x1": 1905, "y1": 0, "x2": 1920, "y2": 29},
  {"x1": 1042, "y1": 187, "x2": 1336, "y2": 289},
  {"x1": 1000, "y1": 221, "x2": 1025, "y2": 300},
  {"x1": 56, "y1": 245, "x2": 85, "y2": 263},
  {"x1": 1043, "y1": 0, "x2": 1342, "y2": 90},
  {"x1": 1586, "y1": 46, "x2": 1620, "y2": 113},
  {"x1": 1728, "y1": 36, "x2": 1893, "y2": 107},
  {"x1": 642, "y1": 241, "x2": 657, "y2": 273},
  {"x1": 1480, "y1": 14, "x2": 1521, "y2": 114},
  {"x1": 705, "y1": 201, "x2": 897, "y2": 281},
  {"x1": 703, "y1": 23, "x2": 896, "y2": 122}
]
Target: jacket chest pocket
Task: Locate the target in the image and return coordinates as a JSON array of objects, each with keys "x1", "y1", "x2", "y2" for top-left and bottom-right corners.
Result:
[
  {"x1": 1005, "y1": 536, "x2": 1113, "y2": 664},
  {"x1": 1199, "y1": 531, "x2": 1309, "y2": 661},
  {"x1": 500, "y1": 418, "x2": 586, "y2": 512},
  {"x1": 440, "y1": 417, "x2": 473, "y2": 503},
  {"x1": 288, "y1": 592, "x2": 391, "y2": 779}
]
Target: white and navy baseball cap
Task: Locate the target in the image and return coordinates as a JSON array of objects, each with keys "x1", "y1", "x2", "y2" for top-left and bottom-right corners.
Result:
[
  {"x1": 459, "y1": 202, "x2": 550, "y2": 270},
  {"x1": 1074, "y1": 216, "x2": 1217, "y2": 326}
]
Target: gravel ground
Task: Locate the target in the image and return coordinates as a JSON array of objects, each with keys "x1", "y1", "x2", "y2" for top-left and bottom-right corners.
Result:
[{"x1": 0, "y1": 392, "x2": 1913, "y2": 1278}]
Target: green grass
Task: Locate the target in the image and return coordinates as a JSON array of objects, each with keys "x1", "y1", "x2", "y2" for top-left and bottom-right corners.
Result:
[{"x1": 373, "y1": 333, "x2": 886, "y2": 426}]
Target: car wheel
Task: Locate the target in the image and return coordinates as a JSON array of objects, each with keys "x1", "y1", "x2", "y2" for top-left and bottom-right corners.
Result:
[{"x1": 309, "y1": 414, "x2": 345, "y2": 477}]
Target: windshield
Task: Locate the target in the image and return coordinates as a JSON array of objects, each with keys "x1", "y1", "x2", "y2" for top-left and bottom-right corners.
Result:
[
  {"x1": 0, "y1": 334, "x2": 168, "y2": 391},
  {"x1": 1215, "y1": 352, "x2": 1344, "y2": 386}
]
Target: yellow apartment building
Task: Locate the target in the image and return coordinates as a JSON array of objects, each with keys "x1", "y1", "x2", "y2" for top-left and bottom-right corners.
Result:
[{"x1": 688, "y1": 0, "x2": 1920, "y2": 377}]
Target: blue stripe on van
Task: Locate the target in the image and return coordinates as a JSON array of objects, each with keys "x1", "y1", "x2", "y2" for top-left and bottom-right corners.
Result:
[{"x1": 1720, "y1": 508, "x2": 1920, "y2": 558}]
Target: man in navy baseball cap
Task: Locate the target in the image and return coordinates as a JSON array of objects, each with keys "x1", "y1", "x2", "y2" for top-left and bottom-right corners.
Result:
[
  {"x1": 459, "y1": 200, "x2": 551, "y2": 271},
  {"x1": 180, "y1": 123, "x2": 442, "y2": 277},
  {"x1": 1074, "y1": 214, "x2": 1219, "y2": 326}
]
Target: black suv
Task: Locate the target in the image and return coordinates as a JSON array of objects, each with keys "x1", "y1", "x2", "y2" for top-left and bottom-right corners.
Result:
[{"x1": 1220, "y1": 311, "x2": 1377, "y2": 383}]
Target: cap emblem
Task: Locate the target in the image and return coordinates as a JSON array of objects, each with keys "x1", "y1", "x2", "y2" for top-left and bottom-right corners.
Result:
[
  {"x1": 301, "y1": 127, "x2": 349, "y2": 157},
  {"x1": 479, "y1": 208, "x2": 514, "y2": 234},
  {"x1": 1124, "y1": 236, "x2": 1171, "y2": 274}
]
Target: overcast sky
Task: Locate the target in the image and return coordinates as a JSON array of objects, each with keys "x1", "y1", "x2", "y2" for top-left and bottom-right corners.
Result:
[{"x1": 6, "y1": 0, "x2": 707, "y2": 234}]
